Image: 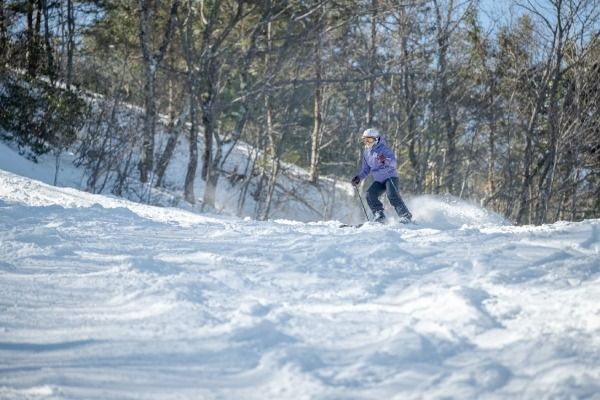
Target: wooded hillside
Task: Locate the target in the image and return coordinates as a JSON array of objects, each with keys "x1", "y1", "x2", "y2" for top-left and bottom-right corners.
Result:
[{"x1": 1, "y1": 0, "x2": 599, "y2": 224}]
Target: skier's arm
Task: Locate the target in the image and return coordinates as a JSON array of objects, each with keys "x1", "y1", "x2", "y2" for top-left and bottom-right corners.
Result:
[{"x1": 376, "y1": 147, "x2": 397, "y2": 168}]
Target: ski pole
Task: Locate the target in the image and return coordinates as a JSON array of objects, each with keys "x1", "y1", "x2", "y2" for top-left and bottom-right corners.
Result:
[
  {"x1": 388, "y1": 177, "x2": 400, "y2": 194},
  {"x1": 355, "y1": 187, "x2": 370, "y2": 221}
]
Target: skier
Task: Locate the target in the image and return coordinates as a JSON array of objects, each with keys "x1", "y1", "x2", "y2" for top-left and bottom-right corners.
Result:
[{"x1": 351, "y1": 128, "x2": 412, "y2": 224}]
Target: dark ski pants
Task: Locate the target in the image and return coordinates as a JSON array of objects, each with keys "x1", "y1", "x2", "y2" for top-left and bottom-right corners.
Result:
[{"x1": 366, "y1": 177, "x2": 411, "y2": 217}]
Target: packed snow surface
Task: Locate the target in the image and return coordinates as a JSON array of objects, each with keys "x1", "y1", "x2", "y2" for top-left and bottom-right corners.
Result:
[{"x1": 1, "y1": 156, "x2": 600, "y2": 399}]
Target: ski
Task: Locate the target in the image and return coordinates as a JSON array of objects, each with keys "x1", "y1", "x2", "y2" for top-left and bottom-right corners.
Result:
[
  {"x1": 339, "y1": 220, "x2": 416, "y2": 228},
  {"x1": 339, "y1": 223, "x2": 365, "y2": 228}
]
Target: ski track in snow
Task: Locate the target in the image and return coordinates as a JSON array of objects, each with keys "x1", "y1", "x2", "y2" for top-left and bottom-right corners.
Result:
[{"x1": 1, "y1": 173, "x2": 600, "y2": 399}]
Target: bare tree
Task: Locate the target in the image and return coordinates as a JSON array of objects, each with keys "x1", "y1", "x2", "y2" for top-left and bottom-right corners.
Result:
[
  {"x1": 432, "y1": 0, "x2": 467, "y2": 194},
  {"x1": 177, "y1": 0, "x2": 198, "y2": 203},
  {"x1": 0, "y1": 0, "x2": 6, "y2": 62},
  {"x1": 366, "y1": 0, "x2": 378, "y2": 125},
  {"x1": 25, "y1": 0, "x2": 42, "y2": 76},
  {"x1": 41, "y1": 0, "x2": 54, "y2": 79},
  {"x1": 202, "y1": 1, "x2": 245, "y2": 209},
  {"x1": 66, "y1": 0, "x2": 75, "y2": 89},
  {"x1": 309, "y1": 3, "x2": 324, "y2": 183},
  {"x1": 137, "y1": 0, "x2": 179, "y2": 183}
]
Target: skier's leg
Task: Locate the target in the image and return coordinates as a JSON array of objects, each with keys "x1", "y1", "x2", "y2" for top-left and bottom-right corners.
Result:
[
  {"x1": 386, "y1": 177, "x2": 412, "y2": 221},
  {"x1": 367, "y1": 181, "x2": 387, "y2": 222}
]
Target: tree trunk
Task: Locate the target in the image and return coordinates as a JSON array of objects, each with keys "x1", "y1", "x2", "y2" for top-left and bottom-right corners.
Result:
[
  {"x1": 515, "y1": 65, "x2": 554, "y2": 224},
  {"x1": 237, "y1": 148, "x2": 258, "y2": 216},
  {"x1": 570, "y1": 162, "x2": 579, "y2": 220},
  {"x1": 485, "y1": 76, "x2": 497, "y2": 205},
  {"x1": 35, "y1": 0, "x2": 42, "y2": 69},
  {"x1": 155, "y1": 55, "x2": 182, "y2": 188},
  {"x1": 53, "y1": 150, "x2": 61, "y2": 186},
  {"x1": 201, "y1": 1, "x2": 244, "y2": 209},
  {"x1": 26, "y1": 0, "x2": 38, "y2": 75},
  {"x1": 179, "y1": 0, "x2": 198, "y2": 204},
  {"x1": 399, "y1": 10, "x2": 421, "y2": 193},
  {"x1": 184, "y1": 91, "x2": 198, "y2": 204},
  {"x1": 366, "y1": 0, "x2": 377, "y2": 125},
  {"x1": 537, "y1": 24, "x2": 565, "y2": 224},
  {"x1": 0, "y1": 0, "x2": 6, "y2": 62},
  {"x1": 42, "y1": 0, "x2": 54, "y2": 79},
  {"x1": 200, "y1": 66, "x2": 226, "y2": 210},
  {"x1": 66, "y1": 0, "x2": 74, "y2": 89},
  {"x1": 113, "y1": 149, "x2": 134, "y2": 197},
  {"x1": 433, "y1": 0, "x2": 457, "y2": 194},
  {"x1": 138, "y1": 0, "x2": 179, "y2": 183},
  {"x1": 138, "y1": 62, "x2": 156, "y2": 184},
  {"x1": 516, "y1": 125, "x2": 534, "y2": 224},
  {"x1": 309, "y1": 16, "x2": 323, "y2": 183},
  {"x1": 200, "y1": 78, "x2": 218, "y2": 208},
  {"x1": 261, "y1": 84, "x2": 278, "y2": 220},
  {"x1": 263, "y1": 158, "x2": 280, "y2": 220},
  {"x1": 155, "y1": 98, "x2": 190, "y2": 188}
]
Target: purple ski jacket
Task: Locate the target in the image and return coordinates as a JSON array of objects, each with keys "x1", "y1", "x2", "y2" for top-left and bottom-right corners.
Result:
[{"x1": 357, "y1": 137, "x2": 399, "y2": 183}]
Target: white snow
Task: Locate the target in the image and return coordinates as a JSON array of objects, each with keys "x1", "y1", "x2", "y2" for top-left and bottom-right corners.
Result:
[{"x1": 1, "y1": 143, "x2": 600, "y2": 399}]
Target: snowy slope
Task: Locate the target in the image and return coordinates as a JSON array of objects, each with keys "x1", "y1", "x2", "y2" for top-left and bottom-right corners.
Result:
[
  {"x1": 0, "y1": 127, "x2": 364, "y2": 224},
  {"x1": 2, "y1": 163, "x2": 600, "y2": 399}
]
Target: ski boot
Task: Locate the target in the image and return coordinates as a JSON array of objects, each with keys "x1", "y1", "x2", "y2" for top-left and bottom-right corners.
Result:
[
  {"x1": 373, "y1": 210, "x2": 386, "y2": 224},
  {"x1": 398, "y1": 211, "x2": 412, "y2": 224}
]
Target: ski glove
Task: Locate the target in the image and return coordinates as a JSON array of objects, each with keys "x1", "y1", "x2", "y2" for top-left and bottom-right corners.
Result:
[
  {"x1": 351, "y1": 176, "x2": 360, "y2": 187},
  {"x1": 376, "y1": 153, "x2": 386, "y2": 164}
]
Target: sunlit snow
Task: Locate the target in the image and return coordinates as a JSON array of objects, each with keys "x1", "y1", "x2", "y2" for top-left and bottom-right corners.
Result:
[{"x1": 1, "y1": 143, "x2": 600, "y2": 399}]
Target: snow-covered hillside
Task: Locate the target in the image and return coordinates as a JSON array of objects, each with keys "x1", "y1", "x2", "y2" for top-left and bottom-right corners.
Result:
[{"x1": 1, "y1": 146, "x2": 600, "y2": 399}]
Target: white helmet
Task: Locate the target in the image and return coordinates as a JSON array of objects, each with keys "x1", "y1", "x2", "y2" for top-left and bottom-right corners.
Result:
[{"x1": 361, "y1": 128, "x2": 380, "y2": 139}]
